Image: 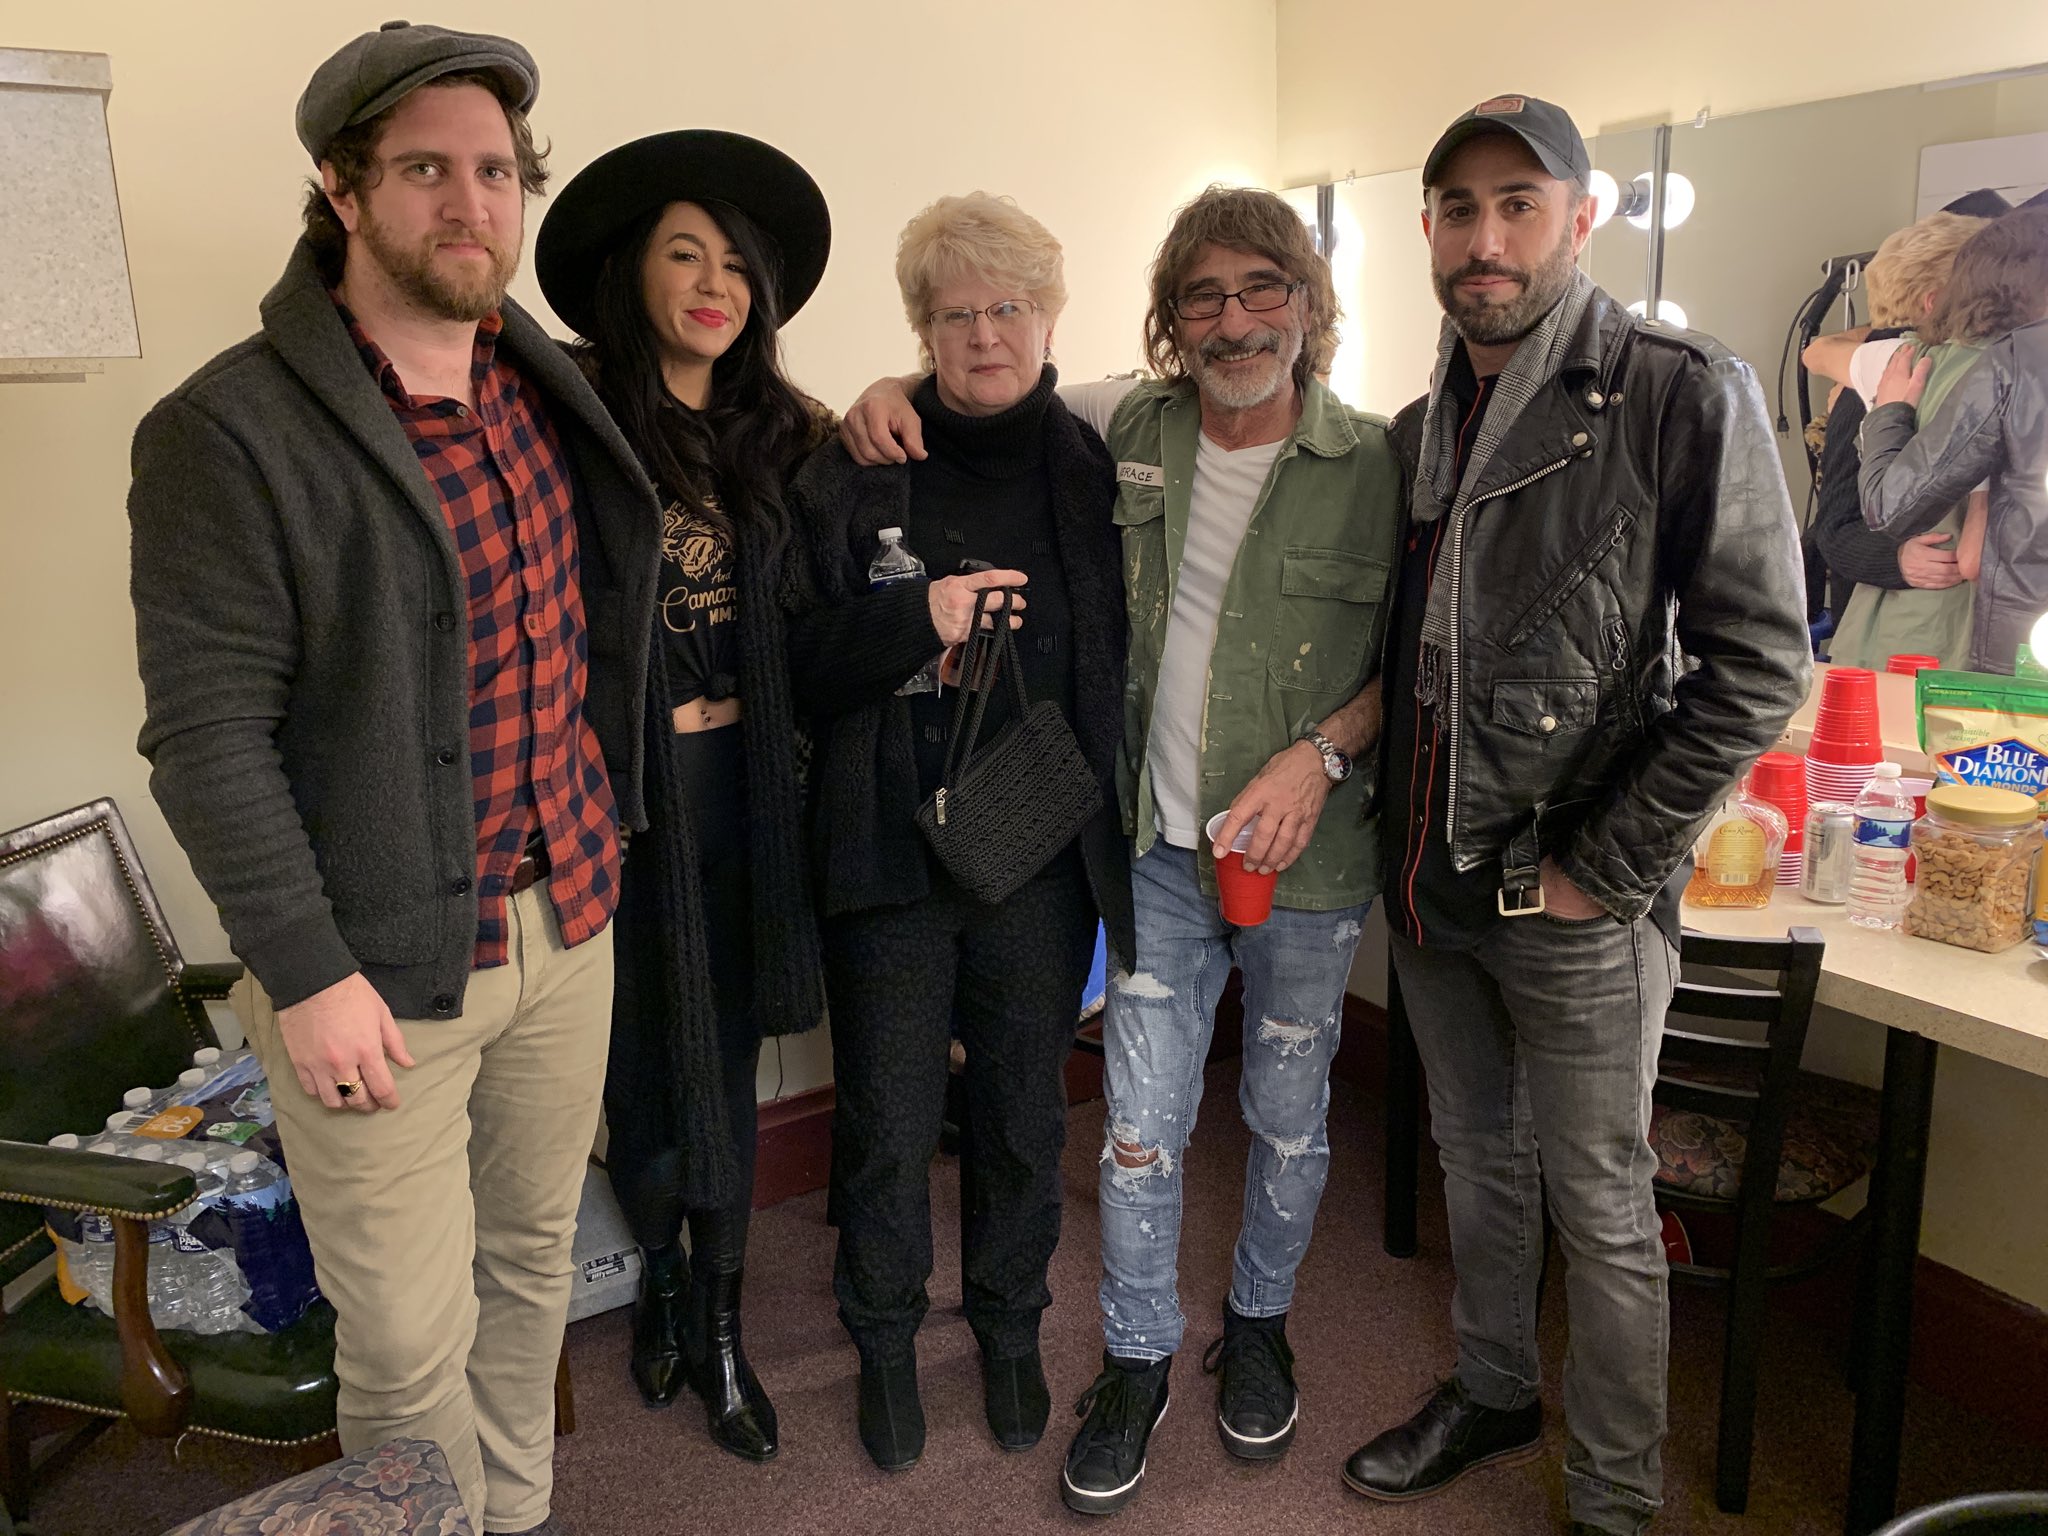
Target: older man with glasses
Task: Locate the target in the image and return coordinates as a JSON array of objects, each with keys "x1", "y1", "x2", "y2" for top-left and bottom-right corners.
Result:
[{"x1": 843, "y1": 183, "x2": 1403, "y2": 1515}]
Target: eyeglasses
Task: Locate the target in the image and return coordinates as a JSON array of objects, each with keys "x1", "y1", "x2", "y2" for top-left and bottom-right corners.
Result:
[
  {"x1": 926, "y1": 298, "x2": 1041, "y2": 331},
  {"x1": 1169, "y1": 281, "x2": 1301, "y2": 321}
]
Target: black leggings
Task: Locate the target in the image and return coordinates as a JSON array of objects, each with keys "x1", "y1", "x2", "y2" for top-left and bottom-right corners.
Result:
[
  {"x1": 824, "y1": 854, "x2": 1098, "y2": 1360},
  {"x1": 606, "y1": 725, "x2": 760, "y2": 1273}
]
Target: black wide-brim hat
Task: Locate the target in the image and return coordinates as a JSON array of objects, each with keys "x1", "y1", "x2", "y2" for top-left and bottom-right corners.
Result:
[{"x1": 536, "y1": 129, "x2": 830, "y2": 341}]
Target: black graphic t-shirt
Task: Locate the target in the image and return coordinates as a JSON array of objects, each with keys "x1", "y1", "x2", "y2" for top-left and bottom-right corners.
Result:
[{"x1": 658, "y1": 493, "x2": 740, "y2": 707}]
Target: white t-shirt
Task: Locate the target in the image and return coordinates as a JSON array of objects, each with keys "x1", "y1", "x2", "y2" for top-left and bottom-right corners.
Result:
[
  {"x1": 1059, "y1": 378, "x2": 1285, "y2": 848},
  {"x1": 1849, "y1": 336, "x2": 1911, "y2": 409}
]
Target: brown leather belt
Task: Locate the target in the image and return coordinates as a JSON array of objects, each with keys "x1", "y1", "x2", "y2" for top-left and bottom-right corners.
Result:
[{"x1": 508, "y1": 840, "x2": 551, "y2": 895}]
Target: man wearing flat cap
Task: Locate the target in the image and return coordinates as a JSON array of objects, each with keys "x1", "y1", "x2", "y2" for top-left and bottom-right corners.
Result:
[
  {"x1": 128, "y1": 22, "x2": 660, "y2": 1534},
  {"x1": 1337, "y1": 96, "x2": 1808, "y2": 1532}
]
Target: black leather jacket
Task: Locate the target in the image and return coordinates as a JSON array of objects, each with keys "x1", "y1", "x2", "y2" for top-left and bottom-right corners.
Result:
[
  {"x1": 1388, "y1": 288, "x2": 1813, "y2": 921},
  {"x1": 1859, "y1": 318, "x2": 2048, "y2": 675}
]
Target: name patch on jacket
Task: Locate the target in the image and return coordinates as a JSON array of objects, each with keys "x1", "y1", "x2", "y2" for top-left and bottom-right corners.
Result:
[{"x1": 1117, "y1": 462, "x2": 1165, "y2": 488}]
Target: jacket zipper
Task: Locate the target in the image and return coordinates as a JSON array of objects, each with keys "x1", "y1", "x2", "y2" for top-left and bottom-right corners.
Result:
[
  {"x1": 1445, "y1": 454, "x2": 1573, "y2": 859},
  {"x1": 1500, "y1": 509, "x2": 1635, "y2": 651}
]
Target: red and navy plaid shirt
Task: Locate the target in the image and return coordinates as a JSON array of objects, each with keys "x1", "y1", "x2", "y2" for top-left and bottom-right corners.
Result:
[{"x1": 338, "y1": 298, "x2": 620, "y2": 968}]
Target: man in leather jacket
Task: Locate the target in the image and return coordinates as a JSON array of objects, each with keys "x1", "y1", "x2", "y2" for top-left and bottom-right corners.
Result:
[{"x1": 1337, "y1": 97, "x2": 1810, "y2": 1535}]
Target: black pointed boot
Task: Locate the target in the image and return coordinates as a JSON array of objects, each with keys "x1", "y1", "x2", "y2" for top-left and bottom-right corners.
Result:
[
  {"x1": 630, "y1": 1242, "x2": 688, "y2": 1407},
  {"x1": 687, "y1": 1266, "x2": 779, "y2": 1461}
]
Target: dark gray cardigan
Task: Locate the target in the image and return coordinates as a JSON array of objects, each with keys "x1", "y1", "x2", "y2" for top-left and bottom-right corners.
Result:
[
  {"x1": 129, "y1": 240, "x2": 660, "y2": 1017},
  {"x1": 783, "y1": 397, "x2": 1135, "y2": 970}
]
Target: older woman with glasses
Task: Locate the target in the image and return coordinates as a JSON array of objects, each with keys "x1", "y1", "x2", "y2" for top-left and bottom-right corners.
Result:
[{"x1": 785, "y1": 192, "x2": 1133, "y2": 1472}]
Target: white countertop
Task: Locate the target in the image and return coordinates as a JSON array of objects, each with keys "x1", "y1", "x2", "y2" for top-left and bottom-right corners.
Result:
[{"x1": 1686, "y1": 895, "x2": 2048, "y2": 1079}]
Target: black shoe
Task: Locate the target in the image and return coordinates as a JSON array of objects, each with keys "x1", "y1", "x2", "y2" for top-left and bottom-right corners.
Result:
[
  {"x1": 1341, "y1": 1377, "x2": 1541, "y2": 1501},
  {"x1": 981, "y1": 1343, "x2": 1050, "y2": 1451},
  {"x1": 1200, "y1": 1305, "x2": 1298, "y2": 1460},
  {"x1": 629, "y1": 1243, "x2": 687, "y2": 1407},
  {"x1": 686, "y1": 1268, "x2": 778, "y2": 1462},
  {"x1": 1060, "y1": 1353, "x2": 1172, "y2": 1516},
  {"x1": 857, "y1": 1350, "x2": 925, "y2": 1472}
]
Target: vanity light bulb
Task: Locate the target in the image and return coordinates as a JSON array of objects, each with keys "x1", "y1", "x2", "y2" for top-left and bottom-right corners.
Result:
[
  {"x1": 1588, "y1": 169, "x2": 1620, "y2": 229},
  {"x1": 1627, "y1": 298, "x2": 1690, "y2": 329}
]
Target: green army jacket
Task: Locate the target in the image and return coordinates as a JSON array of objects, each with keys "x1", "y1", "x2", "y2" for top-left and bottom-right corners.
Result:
[{"x1": 1108, "y1": 377, "x2": 1402, "y2": 909}]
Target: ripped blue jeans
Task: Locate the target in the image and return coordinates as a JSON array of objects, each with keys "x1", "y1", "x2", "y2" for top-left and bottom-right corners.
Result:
[{"x1": 1097, "y1": 842, "x2": 1369, "y2": 1360}]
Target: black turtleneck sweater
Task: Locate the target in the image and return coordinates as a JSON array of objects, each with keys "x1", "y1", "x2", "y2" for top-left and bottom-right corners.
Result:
[{"x1": 906, "y1": 369, "x2": 1076, "y2": 797}]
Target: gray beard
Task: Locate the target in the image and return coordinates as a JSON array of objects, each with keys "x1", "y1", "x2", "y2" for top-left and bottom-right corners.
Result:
[
  {"x1": 1187, "y1": 322, "x2": 1304, "y2": 411},
  {"x1": 1434, "y1": 229, "x2": 1579, "y2": 348}
]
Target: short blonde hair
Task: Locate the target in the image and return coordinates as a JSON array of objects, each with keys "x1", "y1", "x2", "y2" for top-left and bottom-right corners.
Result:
[
  {"x1": 1865, "y1": 212, "x2": 1989, "y2": 327},
  {"x1": 895, "y1": 192, "x2": 1068, "y2": 354}
]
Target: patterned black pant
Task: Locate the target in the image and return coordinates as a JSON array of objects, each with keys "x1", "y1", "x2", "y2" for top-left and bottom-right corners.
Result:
[{"x1": 824, "y1": 853, "x2": 1098, "y2": 1361}]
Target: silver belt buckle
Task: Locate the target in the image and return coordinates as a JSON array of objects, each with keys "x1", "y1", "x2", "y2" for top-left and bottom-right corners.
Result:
[{"x1": 1496, "y1": 873, "x2": 1546, "y2": 918}]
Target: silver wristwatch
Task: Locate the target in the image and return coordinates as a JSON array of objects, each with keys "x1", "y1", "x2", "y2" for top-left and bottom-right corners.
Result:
[{"x1": 1302, "y1": 727, "x2": 1353, "y2": 783}]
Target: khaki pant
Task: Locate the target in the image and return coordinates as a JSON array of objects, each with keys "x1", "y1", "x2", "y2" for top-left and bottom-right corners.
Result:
[{"x1": 236, "y1": 887, "x2": 614, "y2": 1533}]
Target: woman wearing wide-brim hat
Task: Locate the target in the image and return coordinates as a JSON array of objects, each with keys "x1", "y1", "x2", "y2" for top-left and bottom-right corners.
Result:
[{"x1": 536, "y1": 129, "x2": 831, "y2": 1463}]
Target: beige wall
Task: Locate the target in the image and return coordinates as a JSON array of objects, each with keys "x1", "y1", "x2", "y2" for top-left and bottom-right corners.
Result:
[
  {"x1": 1278, "y1": 0, "x2": 2048, "y2": 183},
  {"x1": 0, "y1": 0, "x2": 1277, "y2": 1097}
]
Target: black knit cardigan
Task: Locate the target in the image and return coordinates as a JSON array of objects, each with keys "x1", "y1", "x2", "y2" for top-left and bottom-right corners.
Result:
[
  {"x1": 607, "y1": 414, "x2": 828, "y2": 1214},
  {"x1": 781, "y1": 381, "x2": 1136, "y2": 970}
]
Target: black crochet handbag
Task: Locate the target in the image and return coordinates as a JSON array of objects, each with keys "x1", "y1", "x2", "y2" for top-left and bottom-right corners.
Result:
[{"x1": 914, "y1": 590, "x2": 1102, "y2": 904}]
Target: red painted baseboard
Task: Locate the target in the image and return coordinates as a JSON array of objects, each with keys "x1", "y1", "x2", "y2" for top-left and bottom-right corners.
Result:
[{"x1": 751, "y1": 1083, "x2": 835, "y2": 1211}]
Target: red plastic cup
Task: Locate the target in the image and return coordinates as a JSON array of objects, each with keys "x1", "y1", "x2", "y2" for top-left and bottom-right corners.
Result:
[
  {"x1": 1820, "y1": 666, "x2": 1879, "y2": 705},
  {"x1": 1813, "y1": 667, "x2": 1879, "y2": 740},
  {"x1": 1206, "y1": 811, "x2": 1278, "y2": 927},
  {"x1": 1748, "y1": 751, "x2": 1806, "y2": 808},
  {"x1": 1887, "y1": 654, "x2": 1941, "y2": 677}
]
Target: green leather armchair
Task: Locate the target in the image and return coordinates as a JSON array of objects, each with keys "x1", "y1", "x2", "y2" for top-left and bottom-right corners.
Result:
[{"x1": 0, "y1": 800, "x2": 339, "y2": 1514}]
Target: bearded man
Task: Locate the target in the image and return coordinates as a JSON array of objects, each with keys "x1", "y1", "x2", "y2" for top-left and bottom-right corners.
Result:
[
  {"x1": 127, "y1": 24, "x2": 659, "y2": 1535},
  {"x1": 1336, "y1": 96, "x2": 1810, "y2": 1536}
]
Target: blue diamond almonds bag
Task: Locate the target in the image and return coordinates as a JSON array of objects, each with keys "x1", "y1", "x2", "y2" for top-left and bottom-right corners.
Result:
[
  {"x1": 1917, "y1": 671, "x2": 2048, "y2": 807},
  {"x1": 1915, "y1": 670, "x2": 2048, "y2": 952}
]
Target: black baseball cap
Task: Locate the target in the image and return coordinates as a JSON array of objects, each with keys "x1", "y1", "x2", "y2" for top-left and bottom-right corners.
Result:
[
  {"x1": 296, "y1": 20, "x2": 538, "y2": 164},
  {"x1": 1423, "y1": 94, "x2": 1592, "y2": 190}
]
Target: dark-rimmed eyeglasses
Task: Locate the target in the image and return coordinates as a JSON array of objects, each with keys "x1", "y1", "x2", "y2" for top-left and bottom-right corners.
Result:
[
  {"x1": 926, "y1": 298, "x2": 1041, "y2": 330},
  {"x1": 1168, "y1": 281, "x2": 1301, "y2": 321}
]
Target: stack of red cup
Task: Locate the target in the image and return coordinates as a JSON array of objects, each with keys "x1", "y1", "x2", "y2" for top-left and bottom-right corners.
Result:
[
  {"x1": 1806, "y1": 666, "x2": 1884, "y2": 809},
  {"x1": 1748, "y1": 751, "x2": 1808, "y2": 884},
  {"x1": 1886, "y1": 654, "x2": 1941, "y2": 677}
]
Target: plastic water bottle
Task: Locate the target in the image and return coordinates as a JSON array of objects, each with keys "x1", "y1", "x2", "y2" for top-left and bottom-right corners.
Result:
[
  {"x1": 44, "y1": 1135, "x2": 103, "y2": 1306},
  {"x1": 99, "y1": 1110, "x2": 147, "y2": 1156},
  {"x1": 869, "y1": 527, "x2": 941, "y2": 696},
  {"x1": 104, "y1": 1085, "x2": 157, "y2": 1134},
  {"x1": 126, "y1": 1143, "x2": 195, "y2": 1329},
  {"x1": 1847, "y1": 762, "x2": 1915, "y2": 930},
  {"x1": 172, "y1": 1151, "x2": 252, "y2": 1334}
]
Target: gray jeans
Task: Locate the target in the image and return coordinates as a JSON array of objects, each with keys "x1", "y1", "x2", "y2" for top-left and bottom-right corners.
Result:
[{"x1": 1391, "y1": 911, "x2": 1678, "y2": 1535}]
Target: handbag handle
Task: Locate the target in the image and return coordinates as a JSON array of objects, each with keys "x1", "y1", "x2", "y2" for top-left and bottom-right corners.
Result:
[{"x1": 936, "y1": 587, "x2": 1029, "y2": 793}]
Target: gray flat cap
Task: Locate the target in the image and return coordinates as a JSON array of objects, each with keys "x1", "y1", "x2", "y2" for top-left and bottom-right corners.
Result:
[{"x1": 296, "y1": 19, "x2": 538, "y2": 163}]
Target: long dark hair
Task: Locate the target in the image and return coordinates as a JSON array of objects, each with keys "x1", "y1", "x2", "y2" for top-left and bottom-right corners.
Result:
[{"x1": 575, "y1": 198, "x2": 813, "y2": 553}]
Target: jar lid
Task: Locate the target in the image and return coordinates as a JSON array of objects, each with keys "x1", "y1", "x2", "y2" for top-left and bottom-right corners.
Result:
[{"x1": 1925, "y1": 783, "x2": 2041, "y2": 828}]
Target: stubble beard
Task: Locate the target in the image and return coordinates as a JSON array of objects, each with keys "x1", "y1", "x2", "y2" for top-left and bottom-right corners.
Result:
[{"x1": 1432, "y1": 224, "x2": 1579, "y2": 347}]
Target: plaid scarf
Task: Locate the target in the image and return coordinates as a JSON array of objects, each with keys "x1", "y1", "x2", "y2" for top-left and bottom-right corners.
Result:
[{"x1": 1412, "y1": 268, "x2": 1593, "y2": 706}]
